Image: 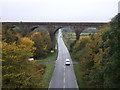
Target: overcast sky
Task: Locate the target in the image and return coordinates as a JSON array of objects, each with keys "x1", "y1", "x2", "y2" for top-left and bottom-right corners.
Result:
[{"x1": 0, "y1": 0, "x2": 119, "y2": 22}]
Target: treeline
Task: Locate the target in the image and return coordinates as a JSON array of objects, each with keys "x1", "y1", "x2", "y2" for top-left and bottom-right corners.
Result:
[
  {"x1": 70, "y1": 13, "x2": 120, "y2": 88},
  {"x1": 2, "y1": 27, "x2": 52, "y2": 88}
]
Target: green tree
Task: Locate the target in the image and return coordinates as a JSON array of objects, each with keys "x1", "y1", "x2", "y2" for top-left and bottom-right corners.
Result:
[
  {"x1": 70, "y1": 14, "x2": 120, "y2": 88},
  {"x1": 30, "y1": 31, "x2": 52, "y2": 59},
  {"x1": 101, "y1": 13, "x2": 120, "y2": 88}
]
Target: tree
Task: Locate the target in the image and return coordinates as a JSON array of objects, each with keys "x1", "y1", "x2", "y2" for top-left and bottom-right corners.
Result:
[
  {"x1": 2, "y1": 28, "x2": 46, "y2": 88},
  {"x1": 70, "y1": 19, "x2": 118, "y2": 88},
  {"x1": 70, "y1": 14, "x2": 120, "y2": 88},
  {"x1": 30, "y1": 31, "x2": 52, "y2": 59},
  {"x1": 101, "y1": 13, "x2": 120, "y2": 88},
  {"x1": 2, "y1": 39, "x2": 45, "y2": 88}
]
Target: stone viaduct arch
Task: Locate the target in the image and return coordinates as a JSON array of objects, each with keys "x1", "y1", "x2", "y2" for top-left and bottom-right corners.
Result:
[{"x1": 2, "y1": 22, "x2": 108, "y2": 50}]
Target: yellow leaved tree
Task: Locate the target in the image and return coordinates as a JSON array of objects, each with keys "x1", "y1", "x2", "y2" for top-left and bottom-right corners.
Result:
[{"x1": 2, "y1": 35, "x2": 45, "y2": 88}]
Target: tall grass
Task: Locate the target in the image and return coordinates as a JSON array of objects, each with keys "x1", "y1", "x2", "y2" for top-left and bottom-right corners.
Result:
[{"x1": 74, "y1": 64, "x2": 84, "y2": 88}]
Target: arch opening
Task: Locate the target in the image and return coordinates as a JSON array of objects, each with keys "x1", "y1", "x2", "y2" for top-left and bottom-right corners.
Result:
[{"x1": 31, "y1": 26, "x2": 49, "y2": 33}]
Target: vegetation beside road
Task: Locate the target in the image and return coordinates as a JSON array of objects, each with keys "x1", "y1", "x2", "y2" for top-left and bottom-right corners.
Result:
[
  {"x1": 40, "y1": 64, "x2": 54, "y2": 88},
  {"x1": 29, "y1": 31, "x2": 52, "y2": 59},
  {"x1": 70, "y1": 14, "x2": 120, "y2": 88},
  {"x1": 2, "y1": 26, "x2": 54, "y2": 88},
  {"x1": 36, "y1": 52, "x2": 57, "y2": 88},
  {"x1": 36, "y1": 52, "x2": 57, "y2": 62},
  {"x1": 73, "y1": 64, "x2": 83, "y2": 88}
]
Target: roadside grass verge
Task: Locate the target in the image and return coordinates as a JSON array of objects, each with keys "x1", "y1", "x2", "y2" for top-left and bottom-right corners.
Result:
[
  {"x1": 41, "y1": 64, "x2": 54, "y2": 88},
  {"x1": 36, "y1": 52, "x2": 57, "y2": 62},
  {"x1": 36, "y1": 52, "x2": 57, "y2": 88},
  {"x1": 74, "y1": 64, "x2": 84, "y2": 88}
]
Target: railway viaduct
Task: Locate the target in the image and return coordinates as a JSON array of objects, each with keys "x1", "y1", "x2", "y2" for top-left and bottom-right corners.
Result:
[{"x1": 2, "y1": 22, "x2": 108, "y2": 50}]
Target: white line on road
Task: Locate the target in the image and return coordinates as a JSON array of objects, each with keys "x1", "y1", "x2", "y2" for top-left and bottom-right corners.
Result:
[
  {"x1": 63, "y1": 72, "x2": 65, "y2": 88},
  {"x1": 75, "y1": 79, "x2": 79, "y2": 88},
  {"x1": 48, "y1": 64, "x2": 57, "y2": 88},
  {"x1": 48, "y1": 80, "x2": 52, "y2": 89},
  {"x1": 63, "y1": 77, "x2": 65, "y2": 84}
]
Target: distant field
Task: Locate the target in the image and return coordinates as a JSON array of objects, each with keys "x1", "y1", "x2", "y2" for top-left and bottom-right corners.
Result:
[
  {"x1": 64, "y1": 33, "x2": 92, "y2": 40},
  {"x1": 66, "y1": 33, "x2": 92, "y2": 35},
  {"x1": 80, "y1": 33, "x2": 92, "y2": 35}
]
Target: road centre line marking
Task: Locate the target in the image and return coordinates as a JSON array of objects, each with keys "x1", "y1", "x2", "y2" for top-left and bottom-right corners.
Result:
[{"x1": 63, "y1": 71, "x2": 65, "y2": 88}]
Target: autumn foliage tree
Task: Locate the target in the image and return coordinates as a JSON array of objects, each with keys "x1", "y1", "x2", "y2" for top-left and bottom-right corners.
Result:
[
  {"x1": 71, "y1": 36, "x2": 90, "y2": 61},
  {"x1": 2, "y1": 28, "x2": 46, "y2": 88},
  {"x1": 70, "y1": 13, "x2": 120, "y2": 88},
  {"x1": 30, "y1": 31, "x2": 52, "y2": 59}
]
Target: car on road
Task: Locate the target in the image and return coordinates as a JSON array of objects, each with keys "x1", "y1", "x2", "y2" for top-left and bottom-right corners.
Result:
[
  {"x1": 28, "y1": 58, "x2": 34, "y2": 61},
  {"x1": 65, "y1": 59, "x2": 70, "y2": 66},
  {"x1": 60, "y1": 35, "x2": 62, "y2": 38}
]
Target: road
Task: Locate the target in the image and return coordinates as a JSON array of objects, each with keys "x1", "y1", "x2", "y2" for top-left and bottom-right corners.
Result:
[{"x1": 49, "y1": 29, "x2": 79, "y2": 89}]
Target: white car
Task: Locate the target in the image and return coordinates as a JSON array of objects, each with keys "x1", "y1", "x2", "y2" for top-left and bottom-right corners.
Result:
[
  {"x1": 65, "y1": 59, "x2": 70, "y2": 66},
  {"x1": 28, "y1": 58, "x2": 34, "y2": 61}
]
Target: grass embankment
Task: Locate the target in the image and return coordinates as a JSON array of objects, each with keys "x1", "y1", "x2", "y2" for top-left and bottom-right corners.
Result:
[
  {"x1": 74, "y1": 64, "x2": 84, "y2": 88},
  {"x1": 41, "y1": 64, "x2": 54, "y2": 88},
  {"x1": 36, "y1": 53, "x2": 57, "y2": 62},
  {"x1": 36, "y1": 52, "x2": 57, "y2": 88}
]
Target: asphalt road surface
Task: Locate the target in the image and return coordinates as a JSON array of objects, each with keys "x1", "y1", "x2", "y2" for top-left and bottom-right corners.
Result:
[{"x1": 49, "y1": 29, "x2": 79, "y2": 89}]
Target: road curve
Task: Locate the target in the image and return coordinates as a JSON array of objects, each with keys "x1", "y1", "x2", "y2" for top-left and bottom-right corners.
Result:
[{"x1": 49, "y1": 29, "x2": 79, "y2": 89}]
